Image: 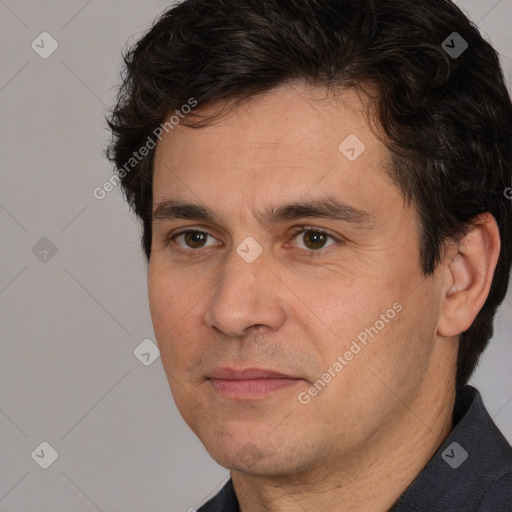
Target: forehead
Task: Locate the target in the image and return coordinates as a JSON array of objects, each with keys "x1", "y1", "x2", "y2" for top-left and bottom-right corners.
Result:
[
  {"x1": 155, "y1": 84, "x2": 379, "y2": 164},
  {"x1": 152, "y1": 84, "x2": 400, "y2": 220}
]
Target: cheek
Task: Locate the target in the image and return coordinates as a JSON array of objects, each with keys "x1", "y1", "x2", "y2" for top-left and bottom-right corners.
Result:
[
  {"x1": 148, "y1": 265, "x2": 187, "y2": 358},
  {"x1": 147, "y1": 271, "x2": 174, "y2": 336},
  {"x1": 148, "y1": 259, "x2": 198, "y2": 331},
  {"x1": 147, "y1": 262, "x2": 211, "y2": 373},
  {"x1": 307, "y1": 263, "x2": 426, "y2": 374},
  {"x1": 306, "y1": 278, "x2": 389, "y2": 344},
  {"x1": 361, "y1": 279, "x2": 440, "y2": 396}
]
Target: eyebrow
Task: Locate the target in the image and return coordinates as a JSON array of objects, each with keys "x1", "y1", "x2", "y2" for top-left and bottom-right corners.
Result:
[{"x1": 152, "y1": 196, "x2": 374, "y2": 227}]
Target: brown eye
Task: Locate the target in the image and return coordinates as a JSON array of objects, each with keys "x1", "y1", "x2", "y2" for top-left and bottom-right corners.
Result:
[
  {"x1": 303, "y1": 231, "x2": 328, "y2": 249},
  {"x1": 174, "y1": 230, "x2": 219, "y2": 249},
  {"x1": 184, "y1": 231, "x2": 207, "y2": 248},
  {"x1": 291, "y1": 229, "x2": 337, "y2": 251}
]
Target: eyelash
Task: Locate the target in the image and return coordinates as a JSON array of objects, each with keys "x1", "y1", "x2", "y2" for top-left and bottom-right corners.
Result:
[{"x1": 165, "y1": 227, "x2": 341, "y2": 256}]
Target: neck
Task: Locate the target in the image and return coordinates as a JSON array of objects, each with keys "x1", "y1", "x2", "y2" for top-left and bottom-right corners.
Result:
[{"x1": 232, "y1": 355, "x2": 457, "y2": 512}]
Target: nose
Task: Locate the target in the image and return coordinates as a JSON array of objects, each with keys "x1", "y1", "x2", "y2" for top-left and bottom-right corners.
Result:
[{"x1": 204, "y1": 247, "x2": 287, "y2": 337}]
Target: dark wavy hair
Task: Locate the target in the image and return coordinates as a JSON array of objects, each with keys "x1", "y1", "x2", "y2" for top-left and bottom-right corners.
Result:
[{"x1": 106, "y1": 0, "x2": 512, "y2": 386}]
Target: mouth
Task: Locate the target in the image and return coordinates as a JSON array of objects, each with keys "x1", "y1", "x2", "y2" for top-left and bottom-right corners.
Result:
[{"x1": 207, "y1": 367, "x2": 303, "y2": 400}]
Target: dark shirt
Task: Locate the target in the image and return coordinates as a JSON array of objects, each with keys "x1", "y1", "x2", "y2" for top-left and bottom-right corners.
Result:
[{"x1": 197, "y1": 385, "x2": 512, "y2": 511}]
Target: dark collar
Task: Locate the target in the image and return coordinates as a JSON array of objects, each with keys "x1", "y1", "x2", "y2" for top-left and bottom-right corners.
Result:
[
  {"x1": 197, "y1": 477, "x2": 239, "y2": 512},
  {"x1": 390, "y1": 384, "x2": 512, "y2": 511},
  {"x1": 198, "y1": 385, "x2": 512, "y2": 511}
]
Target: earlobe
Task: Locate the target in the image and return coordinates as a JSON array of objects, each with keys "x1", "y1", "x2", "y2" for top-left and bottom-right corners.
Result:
[{"x1": 438, "y1": 214, "x2": 501, "y2": 338}]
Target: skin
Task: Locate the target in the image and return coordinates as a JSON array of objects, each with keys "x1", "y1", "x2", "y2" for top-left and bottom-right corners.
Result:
[{"x1": 148, "y1": 83, "x2": 500, "y2": 511}]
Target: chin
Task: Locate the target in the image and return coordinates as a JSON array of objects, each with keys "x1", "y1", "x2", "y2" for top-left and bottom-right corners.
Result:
[{"x1": 202, "y1": 432, "x2": 313, "y2": 478}]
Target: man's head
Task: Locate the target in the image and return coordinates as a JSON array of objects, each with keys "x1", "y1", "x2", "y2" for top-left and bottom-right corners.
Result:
[{"x1": 107, "y1": 0, "x2": 512, "y2": 476}]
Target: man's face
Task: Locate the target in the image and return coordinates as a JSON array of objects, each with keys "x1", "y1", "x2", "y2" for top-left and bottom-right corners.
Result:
[{"x1": 148, "y1": 84, "x2": 444, "y2": 477}]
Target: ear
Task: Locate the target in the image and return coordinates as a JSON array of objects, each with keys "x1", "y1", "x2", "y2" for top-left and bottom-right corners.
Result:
[{"x1": 437, "y1": 213, "x2": 501, "y2": 338}]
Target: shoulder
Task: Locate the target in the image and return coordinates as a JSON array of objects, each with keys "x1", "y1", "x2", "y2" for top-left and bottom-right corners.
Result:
[{"x1": 475, "y1": 471, "x2": 512, "y2": 511}]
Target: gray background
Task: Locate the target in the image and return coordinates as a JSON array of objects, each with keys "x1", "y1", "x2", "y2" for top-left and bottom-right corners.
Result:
[{"x1": 0, "y1": 1, "x2": 511, "y2": 511}]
